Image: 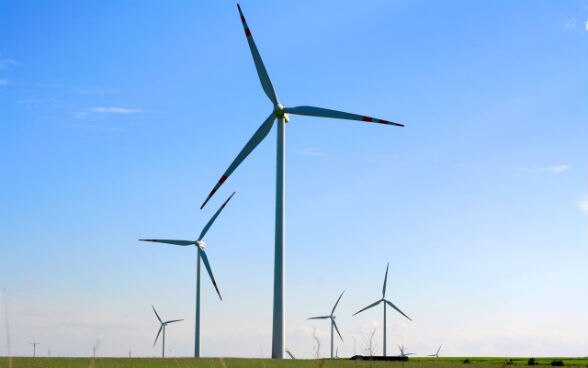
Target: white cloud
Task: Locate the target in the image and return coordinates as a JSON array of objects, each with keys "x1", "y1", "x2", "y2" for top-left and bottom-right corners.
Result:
[
  {"x1": 549, "y1": 164, "x2": 570, "y2": 173},
  {"x1": 520, "y1": 164, "x2": 570, "y2": 174},
  {"x1": 585, "y1": 20, "x2": 588, "y2": 31},
  {"x1": 577, "y1": 194, "x2": 588, "y2": 214},
  {"x1": 89, "y1": 107, "x2": 143, "y2": 114},
  {"x1": 0, "y1": 79, "x2": 8, "y2": 85},
  {"x1": 0, "y1": 58, "x2": 16, "y2": 69}
]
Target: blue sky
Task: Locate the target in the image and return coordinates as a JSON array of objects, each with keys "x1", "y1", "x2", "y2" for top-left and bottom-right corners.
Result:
[{"x1": 1, "y1": 0, "x2": 587, "y2": 358}]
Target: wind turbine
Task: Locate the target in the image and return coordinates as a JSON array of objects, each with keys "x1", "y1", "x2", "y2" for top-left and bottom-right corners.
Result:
[
  {"x1": 353, "y1": 263, "x2": 411, "y2": 356},
  {"x1": 140, "y1": 192, "x2": 235, "y2": 357},
  {"x1": 200, "y1": 5, "x2": 404, "y2": 358},
  {"x1": 308, "y1": 291, "x2": 344, "y2": 359},
  {"x1": 151, "y1": 305, "x2": 183, "y2": 358},
  {"x1": 398, "y1": 345, "x2": 414, "y2": 357},
  {"x1": 427, "y1": 345, "x2": 442, "y2": 357},
  {"x1": 30, "y1": 342, "x2": 39, "y2": 357}
]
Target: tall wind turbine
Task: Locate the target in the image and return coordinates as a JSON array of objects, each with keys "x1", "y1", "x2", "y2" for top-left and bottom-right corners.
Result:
[
  {"x1": 151, "y1": 305, "x2": 183, "y2": 358},
  {"x1": 353, "y1": 263, "x2": 411, "y2": 356},
  {"x1": 427, "y1": 345, "x2": 442, "y2": 357},
  {"x1": 200, "y1": 5, "x2": 404, "y2": 358},
  {"x1": 308, "y1": 291, "x2": 344, "y2": 359},
  {"x1": 140, "y1": 192, "x2": 235, "y2": 357}
]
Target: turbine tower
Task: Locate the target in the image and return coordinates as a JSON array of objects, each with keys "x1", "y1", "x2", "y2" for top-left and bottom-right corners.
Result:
[
  {"x1": 308, "y1": 291, "x2": 344, "y2": 359},
  {"x1": 151, "y1": 305, "x2": 183, "y2": 358},
  {"x1": 200, "y1": 5, "x2": 404, "y2": 358},
  {"x1": 353, "y1": 263, "x2": 411, "y2": 356},
  {"x1": 140, "y1": 192, "x2": 235, "y2": 357}
]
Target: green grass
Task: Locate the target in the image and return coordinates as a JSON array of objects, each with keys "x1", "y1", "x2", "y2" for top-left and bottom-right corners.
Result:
[{"x1": 2, "y1": 357, "x2": 587, "y2": 368}]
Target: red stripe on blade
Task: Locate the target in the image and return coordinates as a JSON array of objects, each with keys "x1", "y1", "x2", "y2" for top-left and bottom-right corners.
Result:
[
  {"x1": 245, "y1": 28, "x2": 251, "y2": 37},
  {"x1": 362, "y1": 116, "x2": 373, "y2": 122}
]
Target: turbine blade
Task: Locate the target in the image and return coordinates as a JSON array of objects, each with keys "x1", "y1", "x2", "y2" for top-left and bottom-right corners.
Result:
[
  {"x1": 332, "y1": 319, "x2": 343, "y2": 341},
  {"x1": 352, "y1": 299, "x2": 381, "y2": 316},
  {"x1": 199, "y1": 248, "x2": 222, "y2": 300},
  {"x1": 198, "y1": 192, "x2": 236, "y2": 240},
  {"x1": 286, "y1": 350, "x2": 295, "y2": 359},
  {"x1": 382, "y1": 263, "x2": 389, "y2": 298},
  {"x1": 308, "y1": 315, "x2": 330, "y2": 320},
  {"x1": 140, "y1": 239, "x2": 196, "y2": 246},
  {"x1": 284, "y1": 105, "x2": 404, "y2": 127},
  {"x1": 331, "y1": 290, "x2": 344, "y2": 315},
  {"x1": 384, "y1": 299, "x2": 412, "y2": 321},
  {"x1": 236, "y1": 4, "x2": 279, "y2": 105},
  {"x1": 152, "y1": 305, "x2": 162, "y2": 323},
  {"x1": 153, "y1": 325, "x2": 163, "y2": 347},
  {"x1": 165, "y1": 319, "x2": 183, "y2": 324},
  {"x1": 437, "y1": 344, "x2": 442, "y2": 355},
  {"x1": 200, "y1": 113, "x2": 275, "y2": 209}
]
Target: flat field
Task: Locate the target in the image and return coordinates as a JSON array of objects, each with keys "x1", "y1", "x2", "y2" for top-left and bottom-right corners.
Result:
[{"x1": 1, "y1": 357, "x2": 587, "y2": 368}]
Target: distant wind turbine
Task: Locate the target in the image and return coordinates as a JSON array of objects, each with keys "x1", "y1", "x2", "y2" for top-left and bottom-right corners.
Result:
[
  {"x1": 308, "y1": 291, "x2": 344, "y2": 359},
  {"x1": 199, "y1": 5, "x2": 404, "y2": 359},
  {"x1": 30, "y1": 342, "x2": 39, "y2": 357},
  {"x1": 353, "y1": 263, "x2": 412, "y2": 356},
  {"x1": 427, "y1": 345, "x2": 442, "y2": 357},
  {"x1": 398, "y1": 345, "x2": 414, "y2": 357},
  {"x1": 151, "y1": 305, "x2": 183, "y2": 358},
  {"x1": 140, "y1": 192, "x2": 235, "y2": 357}
]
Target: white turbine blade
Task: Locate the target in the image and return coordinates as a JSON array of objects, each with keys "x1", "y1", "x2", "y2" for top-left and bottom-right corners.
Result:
[
  {"x1": 308, "y1": 315, "x2": 330, "y2": 320},
  {"x1": 151, "y1": 305, "x2": 162, "y2": 323},
  {"x1": 436, "y1": 344, "x2": 442, "y2": 356},
  {"x1": 286, "y1": 350, "x2": 295, "y2": 359},
  {"x1": 140, "y1": 239, "x2": 196, "y2": 246},
  {"x1": 284, "y1": 105, "x2": 404, "y2": 127},
  {"x1": 199, "y1": 248, "x2": 222, "y2": 300},
  {"x1": 382, "y1": 263, "x2": 389, "y2": 298},
  {"x1": 165, "y1": 319, "x2": 183, "y2": 324},
  {"x1": 153, "y1": 324, "x2": 163, "y2": 347},
  {"x1": 352, "y1": 299, "x2": 381, "y2": 316},
  {"x1": 236, "y1": 4, "x2": 279, "y2": 105},
  {"x1": 332, "y1": 319, "x2": 343, "y2": 341},
  {"x1": 384, "y1": 300, "x2": 412, "y2": 321},
  {"x1": 331, "y1": 290, "x2": 344, "y2": 315},
  {"x1": 200, "y1": 112, "x2": 275, "y2": 209},
  {"x1": 198, "y1": 192, "x2": 236, "y2": 240}
]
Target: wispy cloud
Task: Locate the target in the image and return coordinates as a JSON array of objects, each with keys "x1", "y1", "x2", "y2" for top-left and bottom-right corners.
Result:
[
  {"x1": 0, "y1": 79, "x2": 8, "y2": 86},
  {"x1": 296, "y1": 148, "x2": 327, "y2": 157},
  {"x1": 520, "y1": 164, "x2": 570, "y2": 174},
  {"x1": 577, "y1": 194, "x2": 588, "y2": 214},
  {"x1": 89, "y1": 107, "x2": 143, "y2": 114},
  {"x1": 585, "y1": 20, "x2": 588, "y2": 31},
  {"x1": 0, "y1": 58, "x2": 17, "y2": 70},
  {"x1": 564, "y1": 18, "x2": 577, "y2": 29}
]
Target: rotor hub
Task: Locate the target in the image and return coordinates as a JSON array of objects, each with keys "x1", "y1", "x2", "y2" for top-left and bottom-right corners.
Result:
[
  {"x1": 274, "y1": 104, "x2": 289, "y2": 122},
  {"x1": 196, "y1": 240, "x2": 206, "y2": 250}
]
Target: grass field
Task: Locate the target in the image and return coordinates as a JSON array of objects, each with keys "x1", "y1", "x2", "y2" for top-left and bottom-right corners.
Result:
[{"x1": 2, "y1": 357, "x2": 588, "y2": 368}]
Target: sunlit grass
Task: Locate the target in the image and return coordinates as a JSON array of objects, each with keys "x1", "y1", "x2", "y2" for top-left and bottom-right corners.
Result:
[{"x1": 1, "y1": 357, "x2": 587, "y2": 368}]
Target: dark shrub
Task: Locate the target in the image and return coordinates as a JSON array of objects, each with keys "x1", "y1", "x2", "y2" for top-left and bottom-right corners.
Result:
[
  {"x1": 464, "y1": 359, "x2": 470, "y2": 364},
  {"x1": 528, "y1": 358, "x2": 536, "y2": 365},
  {"x1": 551, "y1": 360, "x2": 564, "y2": 366}
]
